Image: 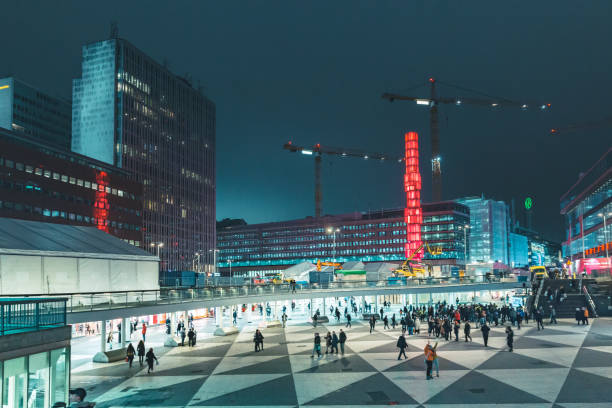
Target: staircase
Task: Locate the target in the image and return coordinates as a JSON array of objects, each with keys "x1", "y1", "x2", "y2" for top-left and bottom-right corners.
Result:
[
  {"x1": 536, "y1": 279, "x2": 591, "y2": 319},
  {"x1": 587, "y1": 280, "x2": 612, "y2": 317}
]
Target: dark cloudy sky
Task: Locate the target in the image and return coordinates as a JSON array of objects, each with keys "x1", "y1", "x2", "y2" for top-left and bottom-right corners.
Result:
[{"x1": 2, "y1": 1, "x2": 611, "y2": 242}]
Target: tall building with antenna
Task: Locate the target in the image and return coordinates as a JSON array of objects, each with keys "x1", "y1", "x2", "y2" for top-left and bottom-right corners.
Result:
[{"x1": 71, "y1": 33, "x2": 216, "y2": 271}]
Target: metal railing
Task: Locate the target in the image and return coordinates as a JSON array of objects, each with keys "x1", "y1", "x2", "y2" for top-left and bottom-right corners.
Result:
[
  {"x1": 582, "y1": 285, "x2": 599, "y2": 318},
  {"x1": 1, "y1": 276, "x2": 515, "y2": 315},
  {"x1": 532, "y1": 279, "x2": 545, "y2": 310},
  {"x1": 0, "y1": 298, "x2": 67, "y2": 336}
]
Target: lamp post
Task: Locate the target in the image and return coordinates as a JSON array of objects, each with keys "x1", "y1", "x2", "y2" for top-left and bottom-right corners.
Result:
[
  {"x1": 458, "y1": 225, "x2": 470, "y2": 264},
  {"x1": 209, "y1": 249, "x2": 220, "y2": 276},
  {"x1": 326, "y1": 227, "x2": 341, "y2": 262}
]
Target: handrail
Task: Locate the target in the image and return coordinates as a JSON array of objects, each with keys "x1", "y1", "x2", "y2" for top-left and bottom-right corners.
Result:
[
  {"x1": 533, "y1": 279, "x2": 545, "y2": 310},
  {"x1": 0, "y1": 276, "x2": 517, "y2": 315},
  {"x1": 582, "y1": 284, "x2": 599, "y2": 318}
]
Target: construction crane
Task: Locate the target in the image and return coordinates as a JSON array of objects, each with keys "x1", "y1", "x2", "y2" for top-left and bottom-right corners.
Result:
[
  {"x1": 283, "y1": 141, "x2": 403, "y2": 218},
  {"x1": 550, "y1": 116, "x2": 612, "y2": 135},
  {"x1": 382, "y1": 77, "x2": 551, "y2": 202}
]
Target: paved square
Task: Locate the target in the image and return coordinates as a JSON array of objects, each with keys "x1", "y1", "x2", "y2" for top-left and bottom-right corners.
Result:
[{"x1": 72, "y1": 317, "x2": 612, "y2": 407}]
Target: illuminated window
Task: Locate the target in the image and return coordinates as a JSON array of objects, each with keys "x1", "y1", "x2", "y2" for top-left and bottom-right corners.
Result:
[
  {"x1": 52, "y1": 172, "x2": 60, "y2": 180},
  {"x1": 61, "y1": 175, "x2": 68, "y2": 182},
  {"x1": 44, "y1": 170, "x2": 51, "y2": 178},
  {"x1": 35, "y1": 168, "x2": 43, "y2": 176},
  {"x1": 25, "y1": 165, "x2": 33, "y2": 173}
]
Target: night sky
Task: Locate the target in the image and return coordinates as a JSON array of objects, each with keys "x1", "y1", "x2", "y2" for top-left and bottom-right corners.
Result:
[{"x1": 3, "y1": 1, "x2": 611, "y2": 242}]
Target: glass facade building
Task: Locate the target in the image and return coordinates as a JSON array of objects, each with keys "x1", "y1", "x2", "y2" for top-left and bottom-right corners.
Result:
[
  {"x1": 509, "y1": 232, "x2": 529, "y2": 268},
  {"x1": 72, "y1": 37, "x2": 216, "y2": 270},
  {"x1": 0, "y1": 77, "x2": 72, "y2": 150},
  {"x1": 561, "y1": 147, "x2": 611, "y2": 276},
  {"x1": 217, "y1": 201, "x2": 470, "y2": 276},
  {"x1": 457, "y1": 196, "x2": 509, "y2": 265},
  {"x1": 0, "y1": 128, "x2": 143, "y2": 246},
  {"x1": 0, "y1": 298, "x2": 70, "y2": 408}
]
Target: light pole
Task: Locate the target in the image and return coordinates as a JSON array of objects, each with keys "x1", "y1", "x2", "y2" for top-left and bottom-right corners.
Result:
[
  {"x1": 209, "y1": 249, "x2": 220, "y2": 276},
  {"x1": 458, "y1": 225, "x2": 470, "y2": 264},
  {"x1": 150, "y1": 242, "x2": 164, "y2": 257},
  {"x1": 326, "y1": 227, "x2": 341, "y2": 262},
  {"x1": 228, "y1": 259, "x2": 233, "y2": 282}
]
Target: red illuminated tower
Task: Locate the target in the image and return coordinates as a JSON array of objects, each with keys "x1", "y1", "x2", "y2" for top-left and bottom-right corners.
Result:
[{"x1": 404, "y1": 132, "x2": 423, "y2": 259}]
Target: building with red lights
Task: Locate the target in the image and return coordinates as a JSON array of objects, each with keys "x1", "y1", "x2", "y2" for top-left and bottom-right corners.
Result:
[
  {"x1": 0, "y1": 128, "x2": 143, "y2": 245},
  {"x1": 216, "y1": 201, "x2": 470, "y2": 277}
]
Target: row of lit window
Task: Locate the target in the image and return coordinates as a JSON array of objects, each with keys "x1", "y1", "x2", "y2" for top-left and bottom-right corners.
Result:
[
  {"x1": 0, "y1": 157, "x2": 136, "y2": 200},
  {"x1": 0, "y1": 200, "x2": 141, "y2": 231}
]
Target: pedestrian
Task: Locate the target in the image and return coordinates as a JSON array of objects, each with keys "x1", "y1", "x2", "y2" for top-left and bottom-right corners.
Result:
[
  {"x1": 142, "y1": 323, "x2": 147, "y2": 343},
  {"x1": 505, "y1": 325, "x2": 514, "y2": 352},
  {"x1": 68, "y1": 388, "x2": 94, "y2": 408},
  {"x1": 550, "y1": 306, "x2": 557, "y2": 324},
  {"x1": 396, "y1": 333, "x2": 408, "y2": 360},
  {"x1": 137, "y1": 340, "x2": 145, "y2": 366},
  {"x1": 583, "y1": 307, "x2": 589, "y2": 325},
  {"x1": 187, "y1": 327, "x2": 195, "y2": 347},
  {"x1": 254, "y1": 329, "x2": 264, "y2": 352},
  {"x1": 464, "y1": 321, "x2": 472, "y2": 342},
  {"x1": 481, "y1": 322, "x2": 490, "y2": 347},
  {"x1": 233, "y1": 310, "x2": 238, "y2": 325},
  {"x1": 575, "y1": 307, "x2": 582, "y2": 325},
  {"x1": 281, "y1": 312, "x2": 288, "y2": 328},
  {"x1": 369, "y1": 315, "x2": 376, "y2": 334},
  {"x1": 383, "y1": 315, "x2": 390, "y2": 330},
  {"x1": 424, "y1": 342, "x2": 435, "y2": 380},
  {"x1": 192, "y1": 328, "x2": 197, "y2": 346},
  {"x1": 145, "y1": 348, "x2": 158, "y2": 374},
  {"x1": 180, "y1": 326, "x2": 186, "y2": 346},
  {"x1": 331, "y1": 331, "x2": 339, "y2": 354},
  {"x1": 325, "y1": 331, "x2": 332, "y2": 354},
  {"x1": 311, "y1": 332, "x2": 322, "y2": 358},
  {"x1": 391, "y1": 314, "x2": 397, "y2": 329},
  {"x1": 339, "y1": 329, "x2": 347, "y2": 355},
  {"x1": 313, "y1": 313, "x2": 318, "y2": 328},
  {"x1": 536, "y1": 309, "x2": 544, "y2": 330},
  {"x1": 126, "y1": 343, "x2": 135, "y2": 368},
  {"x1": 346, "y1": 313, "x2": 352, "y2": 328},
  {"x1": 431, "y1": 341, "x2": 439, "y2": 378}
]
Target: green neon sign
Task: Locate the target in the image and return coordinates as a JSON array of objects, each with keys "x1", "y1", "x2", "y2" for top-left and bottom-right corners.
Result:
[{"x1": 525, "y1": 197, "x2": 533, "y2": 210}]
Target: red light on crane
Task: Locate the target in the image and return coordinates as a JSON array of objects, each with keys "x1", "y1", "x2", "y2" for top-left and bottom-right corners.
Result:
[{"x1": 428, "y1": 77, "x2": 436, "y2": 83}]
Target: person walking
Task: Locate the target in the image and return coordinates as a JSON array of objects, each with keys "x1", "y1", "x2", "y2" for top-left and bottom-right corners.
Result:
[
  {"x1": 331, "y1": 331, "x2": 339, "y2": 354},
  {"x1": 311, "y1": 333, "x2": 322, "y2": 358},
  {"x1": 583, "y1": 307, "x2": 589, "y2": 325},
  {"x1": 383, "y1": 315, "x2": 390, "y2": 330},
  {"x1": 536, "y1": 308, "x2": 545, "y2": 330},
  {"x1": 281, "y1": 312, "x2": 288, "y2": 328},
  {"x1": 339, "y1": 329, "x2": 347, "y2": 355},
  {"x1": 431, "y1": 341, "x2": 440, "y2": 378},
  {"x1": 180, "y1": 326, "x2": 186, "y2": 346},
  {"x1": 424, "y1": 342, "x2": 435, "y2": 380},
  {"x1": 137, "y1": 340, "x2": 145, "y2": 366},
  {"x1": 126, "y1": 343, "x2": 135, "y2": 368},
  {"x1": 481, "y1": 322, "x2": 490, "y2": 347},
  {"x1": 453, "y1": 320, "x2": 460, "y2": 342},
  {"x1": 325, "y1": 331, "x2": 332, "y2": 354},
  {"x1": 464, "y1": 321, "x2": 472, "y2": 342},
  {"x1": 233, "y1": 310, "x2": 238, "y2": 325},
  {"x1": 550, "y1": 306, "x2": 558, "y2": 324},
  {"x1": 187, "y1": 327, "x2": 195, "y2": 347},
  {"x1": 506, "y1": 325, "x2": 514, "y2": 352},
  {"x1": 369, "y1": 315, "x2": 376, "y2": 334},
  {"x1": 254, "y1": 329, "x2": 264, "y2": 352},
  {"x1": 313, "y1": 313, "x2": 318, "y2": 328},
  {"x1": 345, "y1": 313, "x2": 352, "y2": 328},
  {"x1": 141, "y1": 323, "x2": 147, "y2": 343},
  {"x1": 396, "y1": 333, "x2": 408, "y2": 360},
  {"x1": 145, "y1": 348, "x2": 158, "y2": 374}
]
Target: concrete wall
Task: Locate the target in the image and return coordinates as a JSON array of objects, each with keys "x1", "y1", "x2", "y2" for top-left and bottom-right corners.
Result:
[
  {"x1": 0, "y1": 326, "x2": 71, "y2": 361},
  {"x1": 0, "y1": 254, "x2": 159, "y2": 295}
]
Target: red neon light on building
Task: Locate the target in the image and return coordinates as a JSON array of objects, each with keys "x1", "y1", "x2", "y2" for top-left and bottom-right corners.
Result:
[
  {"x1": 94, "y1": 171, "x2": 109, "y2": 233},
  {"x1": 404, "y1": 132, "x2": 422, "y2": 259}
]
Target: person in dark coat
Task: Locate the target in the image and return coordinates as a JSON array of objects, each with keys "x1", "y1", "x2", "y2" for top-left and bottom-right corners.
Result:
[
  {"x1": 126, "y1": 343, "x2": 135, "y2": 368},
  {"x1": 137, "y1": 340, "x2": 145, "y2": 366},
  {"x1": 481, "y1": 323, "x2": 490, "y2": 347},
  {"x1": 339, "y1": 329, "x2": 347, "y2": 355},
  {"x1": 253, "y1": 329, "x2": 264, "y2": 352},
  {"x1": 453, "y1": 320, "x2": 460, "y2": 341},
  {"x1": 369, "y1": 315, "x2": 376, "y2": 333},
  {"x1": 187, "y1": 327, "x2": 195, "y2": 347},
  {"x1": 311, "y1": 333, "x2": 322, "y2": 358},
  {"x1": 506, "y1": 325, "x2": 514, "y2": 352},
  {"x1": 331, "y1": 331, "x2": 339, "y2": 354},
  {"x1": 396, "y1": 334, "x2": 408, "y2": 360},
  {"x1": 464, "y1": 321, "x2": 472, "y2": 342},
  {"x1": 145, "y1": 348, "x2": 158, "y2": 373}
]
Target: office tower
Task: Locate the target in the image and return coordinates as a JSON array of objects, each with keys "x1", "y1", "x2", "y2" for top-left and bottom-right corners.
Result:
[{"x1": 72, "y1": 37, "x2": 216, "y2": 270}]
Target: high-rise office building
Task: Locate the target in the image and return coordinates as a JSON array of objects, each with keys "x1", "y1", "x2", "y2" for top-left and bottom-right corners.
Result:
[
  {"x1": 457, "y1": 196, "x2": 509, "y2": 264},
  {"x1": 0, "y1": 76, "x2": 72, "y2": 149},
  {"x1": 72, "y1": 37, "x2": 216, "y2": 270}
]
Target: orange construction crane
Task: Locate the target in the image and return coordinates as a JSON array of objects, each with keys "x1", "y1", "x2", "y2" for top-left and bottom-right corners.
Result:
[
  {"x1": 550, "y1": 116, "x2": 612, "y2": 135},
  {"x1": 382, "y1": 78, "x2": 551, "y2": 202},
  {"x1": 316, "y1": 260, "x2": 343, "y2": 272},
  {"x1": 283, "y1": 141, "x2": 403, "y2": 218}
]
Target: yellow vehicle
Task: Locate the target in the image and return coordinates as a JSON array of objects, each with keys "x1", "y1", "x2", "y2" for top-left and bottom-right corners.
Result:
[
  {"x1": 393, "y1": 242, "x2": 438, "y2": 278},
  {"x1": 529, "y1": 266, "x2": 549, "y2": 281},
  {"x1": 316, "y1": 260, "x2": 343, "y2": 272}
]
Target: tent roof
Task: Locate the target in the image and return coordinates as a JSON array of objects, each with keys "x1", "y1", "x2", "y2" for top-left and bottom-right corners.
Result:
[
  {"x1": 0, "y1": 218, "x2": 157, "y2": 260},
  {"x1": 342, "y1": 261, "x2": 365, "y2": 271}
]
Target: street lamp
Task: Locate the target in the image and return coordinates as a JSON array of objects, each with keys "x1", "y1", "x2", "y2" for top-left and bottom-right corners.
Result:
[
  {"x1": 150, "y1": 242, "x2": 164, "y2": 257},
  {"x1": 326, "y1": 227, "x2": 341, "y2": 262},
  {"x1": 209, "y1": 249, "x2": 220, "y2": 276},
  {"x1": 458, "y1": 225, "x2": 470, "y2": 264}
]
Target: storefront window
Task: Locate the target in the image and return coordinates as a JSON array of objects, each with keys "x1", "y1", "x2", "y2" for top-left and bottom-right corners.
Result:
[
  {"x1": 50, "y1": 348, "x2": 68, "y2": 406},
  {"x1": 27, "y1": 352, "x2": 49, "y2": 408},
  {"x1": 3, "y1": 357, "x2": 27, "y2": 408}
]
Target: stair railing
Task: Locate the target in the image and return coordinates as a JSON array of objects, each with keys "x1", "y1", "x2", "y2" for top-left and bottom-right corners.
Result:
[
  {"x1": 582, "y1": 284, "x2": 599, "y2": 318},
  {"x1": 533, "y1": 279, "x2": 545, "y2": 311}
]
